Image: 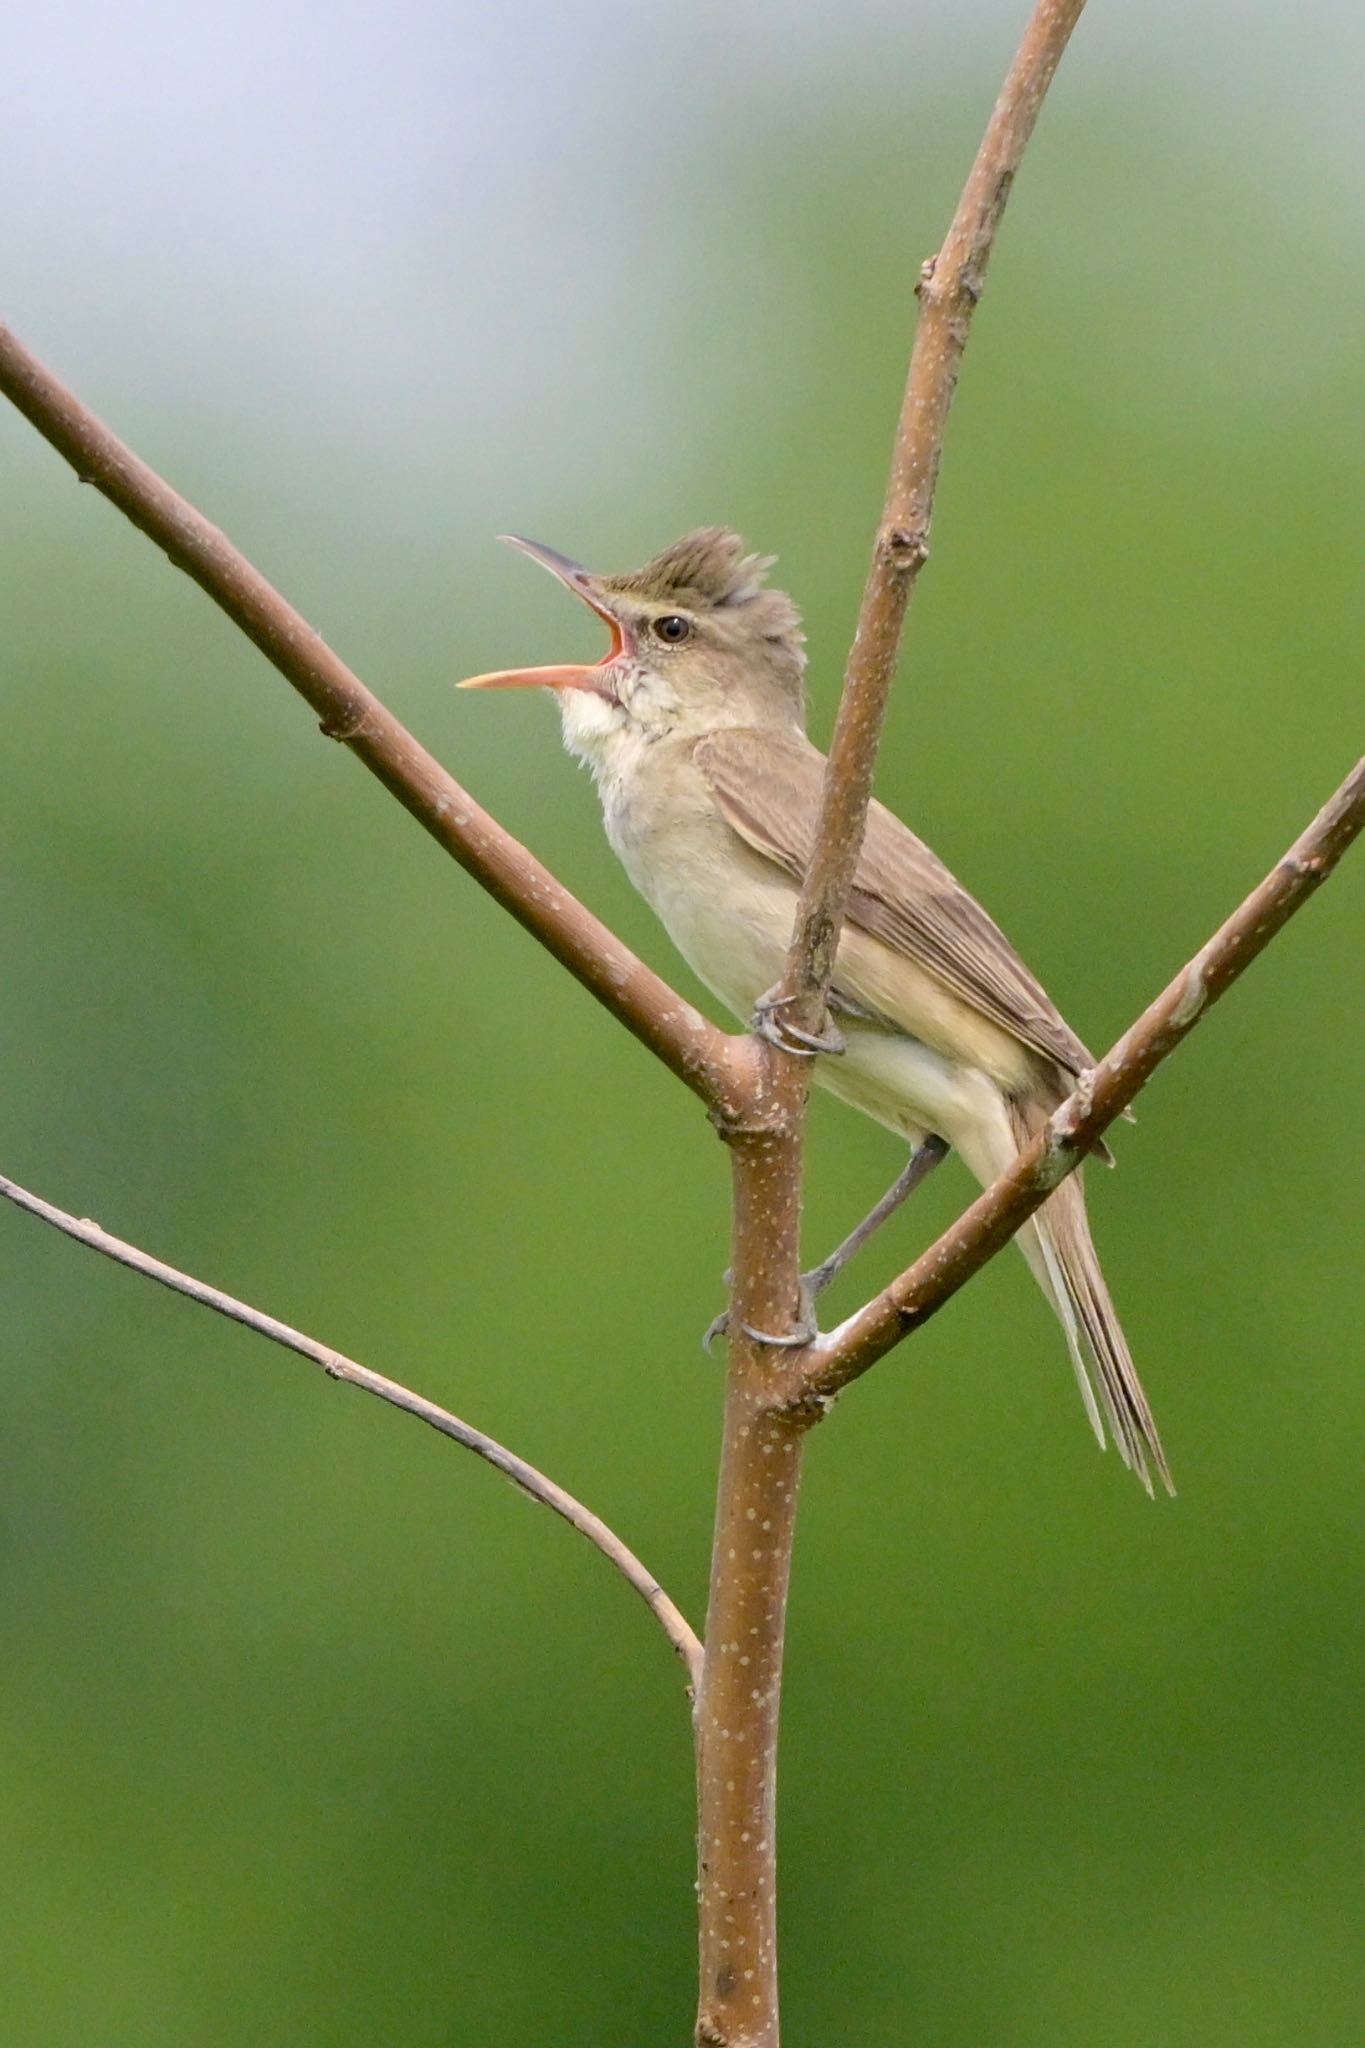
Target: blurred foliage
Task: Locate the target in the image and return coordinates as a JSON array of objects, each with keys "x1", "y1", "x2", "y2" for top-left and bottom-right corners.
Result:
[{"x1": 1, "y1": 14, "x2": 1362, "y2": 2046}]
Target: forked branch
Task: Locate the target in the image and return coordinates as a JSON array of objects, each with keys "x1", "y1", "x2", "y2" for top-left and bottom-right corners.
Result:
[{"x1": 0, "y1": 1170, "x2": 703, "y2": 1687}]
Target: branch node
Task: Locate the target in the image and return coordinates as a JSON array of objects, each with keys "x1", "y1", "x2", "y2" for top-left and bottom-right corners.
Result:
[
  {"x1": 1037, "y1": 1118, "x2": 1083, "y2": 1190},
  {"x1": 708, "y1": 1099, "x2": 780, "y2": 1145},
  {"x1": 1170, "y1": 958, "x2": 1209, "y2": 1029},
  {"x1": 705, "y1": 1041, "x2": 797, "y2": 1145},
  {"x1": 879, "y1": 524, "x2": 930, "y2": 574},
  {"x1": 1049, "y1": 1065, "x2": 1095, "y2": 1147},
  {"x1": 783, "y1": 1383, "x2": 837, "y2": 1425},
  {"x1": 317, "y1": 702, "x2": 373, "y2": 742}
]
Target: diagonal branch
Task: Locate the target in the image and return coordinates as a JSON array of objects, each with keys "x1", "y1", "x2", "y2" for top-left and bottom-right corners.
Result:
[
  {"x1": 0, "y1": 321, "x2": 744, "y2": 1122},
  {"x1": 780, "y1": 0, "x2": 1088, "y2": 1034},
  {"x1": 0, "y1": 1169, "x2": 704, "y2": 1687},
  {"x1": 792, "y1": 753, "x2": 1365, "y2": 1409}
]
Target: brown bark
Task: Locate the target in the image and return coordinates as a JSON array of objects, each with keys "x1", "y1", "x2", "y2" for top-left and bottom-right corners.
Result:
[{"x1": 695, "y1": 1130, "x2": 814, "y2": 2048}]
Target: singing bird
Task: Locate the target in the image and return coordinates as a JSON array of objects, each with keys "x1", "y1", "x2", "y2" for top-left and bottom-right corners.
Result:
[{"x1": 461, "y1": 529, "x2": 1170, "y2": 1493}]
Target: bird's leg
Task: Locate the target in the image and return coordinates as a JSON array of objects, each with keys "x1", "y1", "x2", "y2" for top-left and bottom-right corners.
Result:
[
  {"x1": 750, "y1": 986, "x2": 846, "y2": 1057},
  {"x1": 703, "y1": 1136, "x2": 949, "y2": 1355},
  {"x1": 802, "y1": 1134, "x2": 950, "y2": 1301}
]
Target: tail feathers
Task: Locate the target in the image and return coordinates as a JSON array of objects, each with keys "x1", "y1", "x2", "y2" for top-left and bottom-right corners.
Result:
[
  {"x1": 1008, "y1": 1109, "x2": 1174, "y2": 1497},
  {"x1": 1037, "y1": 1178, "x2": 1173, "y2": 1496}
]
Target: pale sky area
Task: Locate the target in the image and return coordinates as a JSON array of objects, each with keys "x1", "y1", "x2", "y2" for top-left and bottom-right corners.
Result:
[{"x1": 2, "y1": 0, "x2": 1361, "y2": 565}]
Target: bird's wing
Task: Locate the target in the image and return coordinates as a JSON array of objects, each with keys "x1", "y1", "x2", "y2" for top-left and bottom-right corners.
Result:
[{"x1": 694, "y1": 726, "x2": 1096, "y2": 1080}]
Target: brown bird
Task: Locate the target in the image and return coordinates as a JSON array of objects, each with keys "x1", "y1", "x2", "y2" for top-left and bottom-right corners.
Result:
[{"x1": 461, "y1": 528, "x2": 1171, "y2": 1493}]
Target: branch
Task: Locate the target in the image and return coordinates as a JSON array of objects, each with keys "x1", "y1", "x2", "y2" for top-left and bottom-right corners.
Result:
[
  {"x1": 794, "y1": 754, "x2": 1365, "y2": 1407},
  {"x1": 0, "y1": 321, "x2": 745, "y2": 1121},
  {"x1": 693, "y1": 10, "x2": 1089, "y2": 2046},
  {"x1": 0, "y1": 1170, "x2": 704, "y2": 1688},
  {"x1": 780, "y1": 0, "x2": 1088, "y2": 1030}
]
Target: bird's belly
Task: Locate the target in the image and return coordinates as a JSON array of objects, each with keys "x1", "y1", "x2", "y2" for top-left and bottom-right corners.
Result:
[{"x1": 816, "y1": 1021, "x2": 1012, "y2": 1163}]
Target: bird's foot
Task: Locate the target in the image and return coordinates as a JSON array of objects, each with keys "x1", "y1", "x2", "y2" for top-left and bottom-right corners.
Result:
[
  {"x1": 702, "y1": 1307, "x2": 731, "y2": 1355},
  {"x1": 703, "y1": 1274, "x2": 820, "y2": 1354},
  {"x1": 751, "y1": 987, "x2": 845, "y2": 1057}
]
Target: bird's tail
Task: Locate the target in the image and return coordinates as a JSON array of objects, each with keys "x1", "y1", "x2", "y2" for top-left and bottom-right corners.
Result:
[{"x1": 1003, "y1": 1103, "x2": 1174, "y2": 1496}]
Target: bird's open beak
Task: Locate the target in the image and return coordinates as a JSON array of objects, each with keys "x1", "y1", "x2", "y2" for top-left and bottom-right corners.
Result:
[{"x1": 457, "y1": 535, "x2": 625, "y2": 699}]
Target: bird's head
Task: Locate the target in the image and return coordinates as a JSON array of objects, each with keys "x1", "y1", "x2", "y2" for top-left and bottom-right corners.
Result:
[{"x1": 459, "y1": 527, "x2": 806, "y2": 760}]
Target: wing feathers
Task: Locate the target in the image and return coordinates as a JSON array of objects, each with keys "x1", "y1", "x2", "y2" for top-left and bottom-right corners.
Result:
[{"x1": 694, "y1": 726, "x2": 1096, "y2": 1082}]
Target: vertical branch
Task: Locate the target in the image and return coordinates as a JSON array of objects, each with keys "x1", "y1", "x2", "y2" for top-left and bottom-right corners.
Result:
[
  {"x1": 695, "y1": 1125, "x2": 813, "y2": 2048},
  {"x1": 782, "y1": 0, "x2": 1089, "y2": 1027},
  {"x1": 694, "y1": 8, "x2": 1091, "y2": 2043}
]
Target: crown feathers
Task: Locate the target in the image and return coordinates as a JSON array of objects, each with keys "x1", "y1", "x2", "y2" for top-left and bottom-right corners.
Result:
[{"x1": 605, "y1": 527, "x2": 803, "y2": 644}]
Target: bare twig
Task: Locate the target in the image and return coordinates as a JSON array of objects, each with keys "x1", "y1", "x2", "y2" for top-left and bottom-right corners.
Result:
[
  {"x1": 0, "y1": 321, "x2": 745, "y2": 1121},
  {"x1": 0, "y1": 1170, "x2": 704, "y2": 1686},
  {"x1": 792, "y1": 753, "x2": 1365, "y2": 1406},
  {"x1": 781, "y1": 0, "x2": 1088, "y2": 1032}
]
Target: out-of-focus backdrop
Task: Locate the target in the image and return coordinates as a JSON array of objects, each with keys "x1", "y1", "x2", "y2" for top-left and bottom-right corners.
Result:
[{"x1": 2, "y1": 4, "x2": 1362, "y2": 2042}]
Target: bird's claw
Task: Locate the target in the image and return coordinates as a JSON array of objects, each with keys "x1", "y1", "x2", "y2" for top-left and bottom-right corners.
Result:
[
  {"x1": 739, "y1": 1314, "x2": 819, "y2": 1349},
  {"x1": 750, "y1": 989, "x2": 846, "y2": 1058},
  {"x1": 703, "y1": 1276, "x2": 820, "y2": 1354},
  {"x1": 702, "y1": 1308, "x2": 731, "y2": 1355}
]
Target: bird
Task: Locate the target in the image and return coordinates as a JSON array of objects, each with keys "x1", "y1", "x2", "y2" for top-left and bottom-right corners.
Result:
[{"x1": 460, "y1": 527, "x2": 1171, "y2": 1494}]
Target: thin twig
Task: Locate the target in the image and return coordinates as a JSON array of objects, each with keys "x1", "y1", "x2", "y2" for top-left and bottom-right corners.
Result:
[
  {"x1": 0, "y1": 321, "x2": 744, "y2": 1121},
  {"x1": 792, "y1": 755, "x2": 1365, "y2": 1407},
  {"x1": 780, "y1": 0, "x2": 1088, "y2": 1034},
  {"x1": 0, "y1": 1170, "x2": 704, "y2": 1687}
]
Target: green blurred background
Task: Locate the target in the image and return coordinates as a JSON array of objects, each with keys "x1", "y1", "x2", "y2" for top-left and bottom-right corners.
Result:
[{"x1": 2, "y1": 3, "x2": 1362, "y2": 2042}]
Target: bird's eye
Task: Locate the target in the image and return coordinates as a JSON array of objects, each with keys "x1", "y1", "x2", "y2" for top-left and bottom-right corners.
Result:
[{"x1": 652, "y1": 614, "x2": 691, "y2": 644}]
